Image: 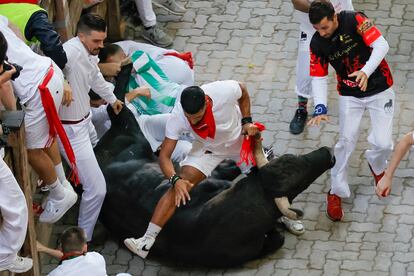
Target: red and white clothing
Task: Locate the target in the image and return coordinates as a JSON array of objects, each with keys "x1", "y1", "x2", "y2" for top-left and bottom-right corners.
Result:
[
  {"x1": 293, "y1": 0, "x2": 353, "y2": 98},
  {"x1": 166, "y1": 80, "x2": 245, "y2": 176},
  {"x1": 115, "y1": 40, "x2": 194, "y2": 86},
  {"x1": 310, "y1": 11, "x2": 394, "y2": 198},
  {"x1": 0, "y1": 16, "x2": 65, "y2": 149},
  {"x1": 48, "y1": 252, "x2": 107, "y2": 276},
  {"x1": 0, "y1": 158, "x2": 28, "y2": 268},
  {"x1": 60, "y1": 37, "x2": 117, "y2": 241}
]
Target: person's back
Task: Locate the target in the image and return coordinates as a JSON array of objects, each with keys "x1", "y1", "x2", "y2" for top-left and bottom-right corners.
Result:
[
  {"x1": 48, "y1": 227, "x2": 107, "y2": 276},
  {"x1": 48, "y1": 252, "x2": 107, "y2": 276},
  {"x1": 0, "y1": 15, "x2": 50, "y2": 104}
]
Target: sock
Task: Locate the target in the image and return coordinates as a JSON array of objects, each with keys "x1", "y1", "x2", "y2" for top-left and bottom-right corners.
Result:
[
  {"x1": 48, "y1": 178, "x2": 65, "y2": 200},
  {"x1": 297, "y1": 96, "x2": 308, "y2": 111},
  {"x1": 55, "y1": 163, "x2": 66, "y2": 184},
  {"x1": 145, "y1": 222, "x2": 161, "y2": 238}
]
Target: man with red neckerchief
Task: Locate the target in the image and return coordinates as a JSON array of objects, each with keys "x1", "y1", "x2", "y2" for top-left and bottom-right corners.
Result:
[
  {"x1": 124, "y1": 80, "x2": 263, "y2": 258},
  {"x1": 307, "y1": 0, "x2": 394, "y2": 221}
]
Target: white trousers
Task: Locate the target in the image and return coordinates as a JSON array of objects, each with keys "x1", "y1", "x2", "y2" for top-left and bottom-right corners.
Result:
[
  {"x1": 331, "y1": 88, "x2": 395, "y2": 198},
  {"x1": 0, "y1": 158, "x2": 28, "y2": 266},
  {"x1": 134, "y1": 0, "x2": 156, "y2": 27},
  {"x1": 137, "y1": 113, "x2": 192, "y2": 162},
  {"x1": 295, "y1": 26, "x2": 316, "y2": 99},
  {"x1": 23, "y1": 63, "x2": 64, "y2": 149},
  {"x1": 58, "y1": 115, "x2": 106, "y2": 241},
  {"x1": 181, "y1": 136, "x2": 245, "y2": 177}
]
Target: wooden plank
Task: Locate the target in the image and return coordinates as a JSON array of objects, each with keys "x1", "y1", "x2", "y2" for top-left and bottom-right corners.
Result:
[
  {"x1": 106, "y1": 0, "x2": 123, "y2": 41},
  {"x1": 53, "y1": 0, "x2": 73, "y2": 42},
  {"x1": 3, "y1": 111, "x2": 40, "y2": 276},
  {"x1": 68, "y1": 0, "x2": 84, "y2": 36}
]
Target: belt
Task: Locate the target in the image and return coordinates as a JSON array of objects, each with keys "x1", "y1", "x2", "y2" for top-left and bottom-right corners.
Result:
[{"x1": 61, "y1": 112, "x2": 90, "y2": 125}]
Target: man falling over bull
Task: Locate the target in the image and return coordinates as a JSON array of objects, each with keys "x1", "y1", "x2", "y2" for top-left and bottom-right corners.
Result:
[{"x1": 124, "y1": 80, "x2": 303, "y2": 258}]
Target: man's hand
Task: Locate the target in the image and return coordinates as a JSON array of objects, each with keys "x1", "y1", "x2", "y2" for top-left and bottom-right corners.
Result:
[
  {"x1": 242, "y1": 123, "x2": 259, "y2": 137},
  {"x1": 99, "y1": 62, "x2": 122, "y2": 77},
  {"x1": 174, "y1": 179, "x2": 193, "y2": 207},
  {"x1": 376, "y1": 173, "x2": 392, "y2": 198},
  {"x1": 307, "y1": 114, "x2": 329, "y2": 126},
  {"x1": 0, "y1": 66, "x2": 16, "y2": 85},
  {"x1": 62, "y1": 81, "x2": 73, "y2": 107},
  {"x1": 348, "y1": 71, "x2": 368, "y2": 92},
  {"x1": 111, "y1": 99, "x2": 124, "y2": 115},
  {"x1": 135, "y1": 86, "x2": 151, "y2": 99}
]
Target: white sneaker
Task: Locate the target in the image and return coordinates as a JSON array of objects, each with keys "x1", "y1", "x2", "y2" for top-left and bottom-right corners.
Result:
[
  {"x1": 152, "y1": 0, "x2": 186, "y2": 15},
  {"x1": 278, "y1": 216, "x2": 305, "y2": 236},
  {"x1": 0, "y1": 256, "x2": 33, "y2": 273},
  {"x1": 39, "y1": 187, "x2": 77, "y2": 223},
  {"x1": 124, "y1": 236, "x2": 155, "y2": 259},
  {"x1": 141, "y1": 25, "x2": 173, "y2": 48}
]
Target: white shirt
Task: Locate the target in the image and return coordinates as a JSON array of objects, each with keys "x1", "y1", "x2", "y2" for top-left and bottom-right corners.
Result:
[
  {"x1": 115, "y1": 40, "x2": 171, "y2": 60},
  {"x1": 165, "y1": 80, "x2": 242, "y2": 153},
  {"x1": 60, "y1": 37, "x2": 117, "y2": 121},
  {"x1": 48, "y1": 252, "x2": 107, "y2": 276},
  {"x1": 0, "y1": 16, "x2": 51, "y2": 104},
  {"x1": 295, "y1": 0, "x2": 354, "y2": 32}
]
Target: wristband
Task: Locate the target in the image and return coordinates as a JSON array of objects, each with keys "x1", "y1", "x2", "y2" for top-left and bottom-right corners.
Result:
[
  {"x1": 313, "y1": 104, "x2": 328, "y2": 117},
  {"x1": 241, "y1": 116, "x2": 253, "y2": 125},
  {"x1": 169, "y1": 174, "x2": 181, "y2": 187}
]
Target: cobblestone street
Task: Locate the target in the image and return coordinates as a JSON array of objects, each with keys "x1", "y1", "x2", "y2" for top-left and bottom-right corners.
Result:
[{"x1": 41, "y1": 0, "x2": 414, "y2": 275}]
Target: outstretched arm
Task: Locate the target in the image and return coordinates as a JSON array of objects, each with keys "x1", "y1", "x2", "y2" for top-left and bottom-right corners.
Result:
[
  {"x1": 238, "y1": 82, "x2": 259, "y2": 137},
  {"x1": 376, "y1": 131, "x2": 414, "y2": 197}
]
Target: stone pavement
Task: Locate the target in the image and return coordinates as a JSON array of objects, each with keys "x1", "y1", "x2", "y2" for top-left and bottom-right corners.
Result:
[{"x1": 41, "y1": 0, "x2": 414, "y2": 275}]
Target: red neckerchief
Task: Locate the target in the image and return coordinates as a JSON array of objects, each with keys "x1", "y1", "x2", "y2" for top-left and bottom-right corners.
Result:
[
  {"x1": 164, "y1": 51, "x2": 194, "y2": 69},
  {"x1": 237, "y1": 122, "x2": 266, "y2": 167},
  {"x1": 189, "y1": 96, "x2": 215, "y2": 139},
  {"x1": 59, "y1": 252, "x2": 85, "y2": 264}
]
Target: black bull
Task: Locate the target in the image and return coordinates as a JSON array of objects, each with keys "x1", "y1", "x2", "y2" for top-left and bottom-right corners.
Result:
[{"x1": 94, "y1": 107, "x2": 335, "y2": 267}]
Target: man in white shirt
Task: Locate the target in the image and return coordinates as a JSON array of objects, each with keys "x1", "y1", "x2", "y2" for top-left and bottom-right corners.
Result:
[
  {"x1": 0, "y1": 46, "x2": 32, "y2": 273},
  {"x1": 114, "y1": 40, "x2": 194, "y2": 86},
  {"x1": 60, "y1": 13, "x2": 123, "y2": 242},
  {"x1": 48, "y1": 226, "x2": 107, "y2": 276},
  {"x1": 124, "y1": 80, "x2": 263, "y2": 258},
  {"x1": 289, "y1": 0, "x2": 353, "y2": 134},
  {"x1": 0, "y1": 17, "x2": 78, "y2": 225}
]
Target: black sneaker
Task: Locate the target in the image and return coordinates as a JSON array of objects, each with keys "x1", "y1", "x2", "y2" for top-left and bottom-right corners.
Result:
[{"x1": 289, "y1": 109, "x2": 308, "y2": 135}]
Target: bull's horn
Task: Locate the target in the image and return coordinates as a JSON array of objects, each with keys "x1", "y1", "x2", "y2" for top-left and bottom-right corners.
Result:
[
  {"x1": 274, "y1": 197, "x2": 300, "y2": 220},
  {"x1": 254, "y1": 133, "x2": 268, "y2": 169}
]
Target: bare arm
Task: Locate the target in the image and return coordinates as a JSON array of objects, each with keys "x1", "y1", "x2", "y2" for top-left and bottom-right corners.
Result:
[
  {"x1": 237, "y1": 82, "x2": 259, "y2": 137},
  {"x1": 237, "y1": 82, "x2": 251, "y2": 119},
  {"x1": 0, "y1": 81, "x2": 16, "y2": 110},
  {"x1": 159, "y1": 138, "x2": 179, "y2": 179},
  {"x1": 376, "y1": 131, "x2": 414, "y2": 197},
  {"x1": 125, "y1": 87, "x2": 151, "y2": 103},
  {"x1": 291, "y1": 0, "x2": 311, "y2": 13},
  {"x1": 36, "y1": 241, "x2": 64, "y2": 259}
]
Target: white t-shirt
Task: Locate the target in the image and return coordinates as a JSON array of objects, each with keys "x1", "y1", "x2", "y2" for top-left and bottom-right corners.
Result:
[
  {"x1": 0, "y1": 15, "x2": 51, "y2": 104},
  {"x1": 165, "y1": 80, "x2": 242, "y2": 153},
  {"x1": 48, "y1": 252, "x2": 107, "y2": 276},
  {"x1": 295, "y1": 0, "x2": 354, "y2": 32},
  {"x1": 116, "y1": 40, "x2": 170, "y2": 59}
]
